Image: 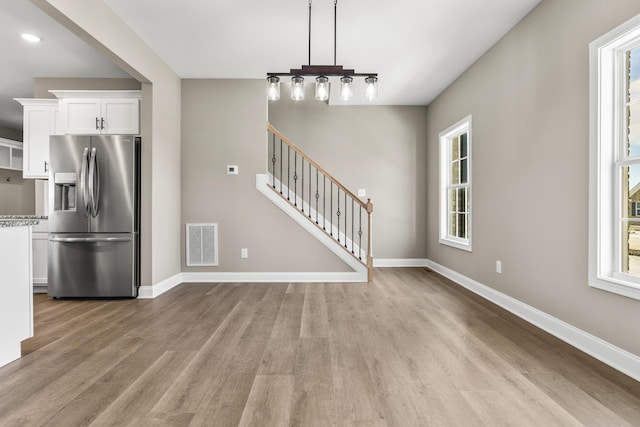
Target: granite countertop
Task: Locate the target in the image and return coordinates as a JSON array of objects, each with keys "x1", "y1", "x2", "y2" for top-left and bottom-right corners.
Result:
[{"x1": 0, "y1": 215, "x2": 47, "y2": 228}]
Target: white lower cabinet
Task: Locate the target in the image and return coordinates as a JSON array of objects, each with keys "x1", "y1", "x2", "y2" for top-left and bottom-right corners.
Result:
[
  {"x1": 32, "y1": 220, "x2": 48, "y2": 293},
  {"x1": 0, "y1": 225, "x2": 33, "y2": 368}
]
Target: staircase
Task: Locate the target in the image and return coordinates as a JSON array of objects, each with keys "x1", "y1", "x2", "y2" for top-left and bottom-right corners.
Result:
[{"x1": 256, "y1": 123, "x2": 373, "y2": 282}]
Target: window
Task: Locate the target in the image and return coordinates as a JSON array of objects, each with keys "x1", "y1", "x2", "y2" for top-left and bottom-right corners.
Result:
[
  {"x1": 589, "y1": 14, "x2": 640, "y2": 300},
  {"x1": 439, "y1": 115, "x2": 472, "y2": 251}
]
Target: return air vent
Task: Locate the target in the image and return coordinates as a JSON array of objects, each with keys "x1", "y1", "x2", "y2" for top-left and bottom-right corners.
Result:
[{"x1": 186, "y1": 223, "x2": 218, "y2": 266}]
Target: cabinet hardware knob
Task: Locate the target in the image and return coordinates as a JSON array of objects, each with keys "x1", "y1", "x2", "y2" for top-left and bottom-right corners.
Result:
[
  {"x1": 96, "y1": 117, "x2": 99, "y2": 130},
  {"x1": 44, "y1": 161, "x2": 48, "y2": 173},
  {"x1": 101, "y1": 117, "x2": 105, "y2": 130}
]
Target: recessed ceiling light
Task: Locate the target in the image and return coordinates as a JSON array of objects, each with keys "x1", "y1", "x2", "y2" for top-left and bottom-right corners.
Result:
[{"x1": 21, "y1": 33, "x2": 42, "y2": 43}]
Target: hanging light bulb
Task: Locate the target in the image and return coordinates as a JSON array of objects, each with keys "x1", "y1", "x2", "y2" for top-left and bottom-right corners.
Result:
[
  {"x1": 291, "y1": 76, "x2": 305, "y2": 101},
  {"x1": 365, "y1": 76, "x2": 378, "y2": 101},
  {"x1": 340, "y1": 76, "x2": 353, "y2": 101},
  {"x1": 315, "y1": 76, "x2": 329, "y2": 101},
  {"x1": 267, "y1": 76, "x2": 280, "y2": 101}
]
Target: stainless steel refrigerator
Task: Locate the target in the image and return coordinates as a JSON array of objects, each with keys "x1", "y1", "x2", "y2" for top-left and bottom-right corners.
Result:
[{"x1": 48, "y1": 135, "x2": 140, "y2": 298}]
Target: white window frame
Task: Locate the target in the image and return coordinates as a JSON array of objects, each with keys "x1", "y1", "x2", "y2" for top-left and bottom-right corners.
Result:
[
  {"x1": 439, "y1": 115, "x2": 472, "y2": 251},
  {"x1": 589, "y1": 13, "x2": 640, "y2": 300}
]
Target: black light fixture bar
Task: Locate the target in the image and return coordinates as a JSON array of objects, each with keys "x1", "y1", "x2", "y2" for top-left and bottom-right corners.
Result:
[{"x1": 268, "y1": 65, "x2": 376, "y2": 78}]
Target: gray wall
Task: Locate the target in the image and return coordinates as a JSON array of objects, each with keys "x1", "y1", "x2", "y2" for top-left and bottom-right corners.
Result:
[
  {"x1": 269, "y1": 93, "x2": 429, "y2": 259},
  {"x1": 426, "y1": 0, "x2": 640, "y2": 356},
  {"x1": 0, "y1": 126, "x2": 21, "y2": 141},
  {"x1": 181, "y1": 80, "x2": 350, "y2": 272},
  {"x1": 0, "y1": 170, "x2": 35, "y2": 215}
]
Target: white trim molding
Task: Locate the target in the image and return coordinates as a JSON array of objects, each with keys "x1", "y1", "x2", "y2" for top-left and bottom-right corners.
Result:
[
  {"x1": 424, "y1": 259, "x2": 640, "y2": 382},
  {"x1": 589, "y1": 13, "x2": 640, "y2": 300},
  {"x1": 439, "y1": 115, "x2": 473, "y2": 252},
  {"x1": 137, "y1": 273, "x2": 182, "y2": 299},
  {"x1": 181, "y1": 271, "x2": 365, "y2": 283},
  {"x1": 373, "y1": 258, "x2": 429, "y2": 267},
  {"x1": 138, "y1": 270, "x2": 368, "y2": 299}
]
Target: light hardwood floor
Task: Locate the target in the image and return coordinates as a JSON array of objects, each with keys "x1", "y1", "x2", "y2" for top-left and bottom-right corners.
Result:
[{"x1": 0, "y1": 267, "x2": 639, "y2": 426}]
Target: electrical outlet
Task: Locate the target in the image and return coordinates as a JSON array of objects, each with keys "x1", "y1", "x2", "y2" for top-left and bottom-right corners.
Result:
[
  {"x1": 241, "y1": 248, "x2": 248, "y2": 259},
  {"x1": 227, "y1": 165, "x2": 239, "y2": 175},
  {"x1": 496, "y1": 260, "x2": 502, "y2": 274},
  {"x1": 357, "y1": 188, "x2": 366, "y2": 197}
]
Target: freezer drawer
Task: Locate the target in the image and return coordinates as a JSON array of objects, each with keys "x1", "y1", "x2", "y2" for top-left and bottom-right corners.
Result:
[{"x1": 48, "y1": 233, "x2": 138, "y2": 298}]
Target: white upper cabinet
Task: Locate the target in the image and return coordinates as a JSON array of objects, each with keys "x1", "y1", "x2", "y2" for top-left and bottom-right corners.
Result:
[
  {"x1": 13, "y1": 99, "x2": 61, "y2": 179},
  {"x1": 51, "y1": 90, "x2": 140, "y2": 135}
]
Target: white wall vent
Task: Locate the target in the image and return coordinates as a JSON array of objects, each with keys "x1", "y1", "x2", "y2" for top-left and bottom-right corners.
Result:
[{"x1": 186, "y1": 223, "x2": 218, "y2": 266}]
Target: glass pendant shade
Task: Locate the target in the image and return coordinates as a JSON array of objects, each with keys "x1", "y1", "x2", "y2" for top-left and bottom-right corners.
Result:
[
  {"x1": 291, "y1": 76, "x2": 305, "y2": 101},
  {"x1": 365, "y1": 76, "x2": 378, "y2": 101},
  {"x1": 315, "y1": 76, "x2": 330, "y2": 101},
  {"x1": 267, "y1": 76, "x2": 280, "y2": 101},
  {"x1": 340, "y1": 76, "x2": 353, "y2": 101}
]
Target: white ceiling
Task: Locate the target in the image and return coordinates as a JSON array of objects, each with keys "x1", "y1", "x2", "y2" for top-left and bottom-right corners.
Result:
[
  {"x1": 0, "y1": 0, "x2": 541, "y2": 131},
  {"x1": 0, "y1": 0, "x2": 130, "y2": 131}
]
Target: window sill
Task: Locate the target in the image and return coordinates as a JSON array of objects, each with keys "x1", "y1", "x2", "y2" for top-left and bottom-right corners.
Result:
[
  {"x1": 439, "y1": 237, "x2": 472, "y2": 252},
  {"x1": 589, "y1": 275, "x2": 640, "y2": 301}
]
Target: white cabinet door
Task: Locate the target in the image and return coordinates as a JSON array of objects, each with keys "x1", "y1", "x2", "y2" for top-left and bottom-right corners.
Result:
[
  {"x1": 59, "y1": 97, "x2": 139, "y2": 135},
  {"x1": 15, "y1": 99, "x2": 59, "y2": 179},
  {"x1": 102, "y1": 98, "x2": 139, "y2": 134},
  {"x1": 59, "y1": 98, "x2": 102, "y2": 135},
  {"x1": 22, "y1": 105, "x2": 51, "y2": 178}
]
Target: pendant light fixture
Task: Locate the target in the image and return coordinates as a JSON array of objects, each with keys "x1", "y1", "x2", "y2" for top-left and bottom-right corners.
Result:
[
  {"x1": 364, "y1": 76, "x2": 378, "y2": 101},
  {"x1": 291, "y1": 76, "x2": 305, "y2": 101},
  {"x1": 267, "y1": 76, "x2": 280, "y2": 101},
  {"x1": 267, "y1": 0, "x2": 378, "y2": 103},
  {"x1": 340, "y1": 76, "x2": 353, "y2": 101},
  {"x1": 315, "y1": 76, "x2": 330, "y2": 101}
]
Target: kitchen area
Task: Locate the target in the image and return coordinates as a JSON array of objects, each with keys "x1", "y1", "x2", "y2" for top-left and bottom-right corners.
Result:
[
  {"x1": 0, "y1": 0, "x2": 145, "y2": 368},
  {"x1": 0, "y1": 88, "x2": 142, "y2": 368}
]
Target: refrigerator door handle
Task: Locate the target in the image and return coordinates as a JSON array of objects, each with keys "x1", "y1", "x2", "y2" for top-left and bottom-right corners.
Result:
[
  {"x1": 50, "y1": 236, "x2": 132, "y2": 243},
  {"x1": 89, "y1": 147, "x2": 100, "y2": 218},
  {"x1": 80, "y1": 147, "x2": 90, "y2": 217}
]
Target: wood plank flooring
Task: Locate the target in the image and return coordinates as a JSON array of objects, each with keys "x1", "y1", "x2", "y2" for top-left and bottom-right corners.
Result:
[{"x1": 1, "y1": 267, "x2": 639, "y2": 426}]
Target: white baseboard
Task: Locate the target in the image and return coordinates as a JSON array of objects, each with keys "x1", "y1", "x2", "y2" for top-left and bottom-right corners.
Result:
[
  {"x1": 137, "y1": 273, "x2": 182, "y2": 299},
  {"x1": 181, "y1": 271, "x2": 366, "y2": 284},
  {"x1": 374, "y1": 258, "x2": 429, "y2": 267},
  {"x1": 424, "y1": 259, "x2": 640, "y2": 382},
  {"x1": 139, "y1": 270, "x2": 367, "y2": 299}
]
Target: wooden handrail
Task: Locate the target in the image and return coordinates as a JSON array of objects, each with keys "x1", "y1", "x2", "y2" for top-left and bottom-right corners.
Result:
[{"x1": 267, "y1": 123, "x2": 367, "y2": 209}]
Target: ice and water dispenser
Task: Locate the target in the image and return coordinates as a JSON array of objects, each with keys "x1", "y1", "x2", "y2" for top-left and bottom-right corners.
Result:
[{"x1": 53, "y1": 172, "x2": 77, "y2": 211}]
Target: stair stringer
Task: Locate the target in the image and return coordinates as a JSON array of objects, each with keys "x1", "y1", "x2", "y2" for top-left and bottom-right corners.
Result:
[
  {"x1": 256, "y1": 173, "x2": 368, "y2": 281},
  {"x1": 262, "y1": 174, "x2": 367, "y2": 261}
]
